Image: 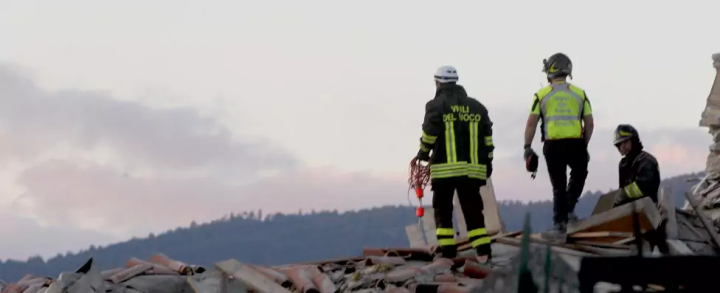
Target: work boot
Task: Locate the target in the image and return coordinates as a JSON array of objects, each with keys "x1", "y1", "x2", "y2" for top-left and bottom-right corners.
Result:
[
  {"x1": 476, "y1": 254, "x2": 492, "y2": 266},
  {"x1": 434, "y1": 245, "x2": 457, "y2": 259},
  {"x1": 475, "y1": 245, "x2": 492, "y2": 265},
  {"x1": 540, "y1": 222, "x2": 567, "y2": 242},
  {"x1": 567, "y1": 212, "x2": 579, "y2": 225}
]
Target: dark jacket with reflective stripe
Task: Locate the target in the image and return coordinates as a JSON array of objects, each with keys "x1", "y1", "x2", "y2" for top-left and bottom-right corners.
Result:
[
  {"x1": 616, "y1": 149, "x2": 661, "y2": 205},
  {"x1": 418, "y1": 83, "x2": 494, "y2": 181}
]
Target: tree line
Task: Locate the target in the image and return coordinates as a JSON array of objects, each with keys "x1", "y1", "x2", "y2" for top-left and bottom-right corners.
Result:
[{"x1": 0, "y1": 172, "x2": 702, "y2": 281}]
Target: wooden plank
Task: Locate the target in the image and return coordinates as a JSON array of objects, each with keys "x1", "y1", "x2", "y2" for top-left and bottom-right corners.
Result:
[
  {"x1": 567, "y1": 197, "x2": 661, "y2": 235},
  {"x1": 480, "y1": 178, "x2": 503, "y2": 235},
  {"x1": 496, "y1": 235, "x2": 630, "y2": 256},
  {"x1": 569, "y1": 232, "x2": 633, "y2": 239},
  {"x1": 572, "y1": 241, "x2": 631, "y2": 250},
  {"x1": 659, "y1": 187, "x2": 678, "y2": 239},
  {"x1": 215, "y1": 259, "x2": 292, "y2": 293},
  {"x1": 405, "y1": 224, "x2": 426, "y2": 248},
  {"x1": 493, "y1": 237, "x2": 591, "y2": 257},
  {"x1": 497, "y1": 230, "x2": 522, "y2": 239},
  {"x1": 612, "y1": 237, "x2": 635, "y2": 245},
  {"x1": 420, "y1": 209, "x2": 439, "y2": 246},
  {"x1": 591, "y1": 190, "x2": 621, "y2": 215},
  {"x1": 457, "y1": 230, "x2": 521, "y2": 251},
  {"x1": 449, "y1": 178, "x2": 503, "y2": 237}
]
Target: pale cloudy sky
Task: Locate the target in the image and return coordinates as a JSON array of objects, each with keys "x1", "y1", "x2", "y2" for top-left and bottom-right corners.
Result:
[{"x1": 0, "y1": 1, "x2": 718, "y2": 260}]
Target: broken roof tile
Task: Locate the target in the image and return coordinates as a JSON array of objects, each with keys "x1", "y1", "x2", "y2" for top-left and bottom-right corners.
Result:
[{"x1": 3, "y1": 201, "x2": 719, "y2": 293}]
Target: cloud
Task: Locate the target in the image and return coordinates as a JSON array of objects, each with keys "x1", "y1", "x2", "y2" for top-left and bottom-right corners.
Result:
[
  {"x1": 0, "y1": 64, "x2": 298, "y2": 179},
  {"x1": 0, "y1": 63, "x2": 299, "y2": 259},
  {"x1": 0, "y1": 62, "x2": 712, "y2": 261},
  {"x1": 11, "y1": 163, "x2": 408, "y2": 238}
]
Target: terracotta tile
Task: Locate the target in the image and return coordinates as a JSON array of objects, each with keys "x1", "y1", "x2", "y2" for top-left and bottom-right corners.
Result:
[
  {"x1": 149, "y1": 253, "x2": 189, "y2": 274},
  {"x1": 248, "y1": 264, "x2": 292, "y2": 288},
  {"x1": 284, "y1": 266, "x2": 319, "y2": 293}
]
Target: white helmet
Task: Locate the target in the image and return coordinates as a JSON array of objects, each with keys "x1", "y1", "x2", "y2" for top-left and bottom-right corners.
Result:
[{"x1": 434, "y1": 65, "x2": 459, "y2": 83}]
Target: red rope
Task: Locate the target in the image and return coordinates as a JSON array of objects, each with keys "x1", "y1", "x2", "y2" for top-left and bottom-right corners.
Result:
[{"x1": 408, "y1": 158, "x2": 431, "y2": 217}]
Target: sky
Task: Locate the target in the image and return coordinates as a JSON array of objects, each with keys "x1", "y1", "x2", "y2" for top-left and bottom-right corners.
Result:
[{"x1": 0, "y1": 0, "x2": 718, "y2": 260}]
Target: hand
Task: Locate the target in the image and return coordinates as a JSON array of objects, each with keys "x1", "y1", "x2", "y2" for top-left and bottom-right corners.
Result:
[
  {"x1": 523, "y1": 146, "x2": 535, "y2": 161},
  {"x1": 586, "y1": 150, "x2": 590, "y2": 162},
  {"x1": 416, "y1": 150, "x2": 430, "y2": 162},
  {"x1": 613, "y1": 190, "x2": 627, "y2": 207}
]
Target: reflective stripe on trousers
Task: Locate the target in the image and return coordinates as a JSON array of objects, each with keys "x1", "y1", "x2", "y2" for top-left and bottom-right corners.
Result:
[
  {"x1": 436, "y1": 227, "x2": 456, "y2": 246},
  {"x1": 468, "y1": 227, "x2": 491, "y2": 248}
]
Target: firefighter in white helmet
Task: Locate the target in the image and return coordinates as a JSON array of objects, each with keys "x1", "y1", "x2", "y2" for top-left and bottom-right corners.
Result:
[{"x1": 414, "y1": 65, "x2": 494, "y2": 264}]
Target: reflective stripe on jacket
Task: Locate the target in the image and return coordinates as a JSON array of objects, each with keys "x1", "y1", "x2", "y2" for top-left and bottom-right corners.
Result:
[
  {"x1": 418, "y1": 83, "x2": 494, "y2": 180},
  {"x1": 617, "y1": 150, "x2": 661, "y2": 205}
]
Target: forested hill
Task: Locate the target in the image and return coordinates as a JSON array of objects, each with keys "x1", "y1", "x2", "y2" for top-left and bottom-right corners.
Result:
[{"x1": 0, "y1": 172, "x2": 704, "y2": 281}]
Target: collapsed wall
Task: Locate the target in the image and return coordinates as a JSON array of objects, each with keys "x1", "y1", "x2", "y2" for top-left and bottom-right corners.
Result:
[{"x1": 687, "y1": 53, "x2": 720, "y2": 226}]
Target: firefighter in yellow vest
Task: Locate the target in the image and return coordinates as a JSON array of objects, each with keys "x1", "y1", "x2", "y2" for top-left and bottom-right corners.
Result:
[{"x1": 523, "y1": 53, "x2": 595, "y2": 240}]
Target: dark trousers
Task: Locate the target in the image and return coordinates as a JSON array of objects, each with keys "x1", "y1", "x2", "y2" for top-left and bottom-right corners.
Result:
[
  {"x1": 431, "y1": 177, "x2": 492, "y2": 256},
  {"x1": 543, "y1": 138, "x2": 589, "y2": 225},
  {"x1": 645, "y1": 219, "x2": 670, "y2": 254}
]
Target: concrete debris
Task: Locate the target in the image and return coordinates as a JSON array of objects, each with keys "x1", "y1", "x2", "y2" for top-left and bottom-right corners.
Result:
[{"x1": 690, "y1": 53, "x2": 720, "y2": 230}]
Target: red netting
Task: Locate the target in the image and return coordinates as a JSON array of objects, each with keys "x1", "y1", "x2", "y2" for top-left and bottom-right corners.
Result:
[{"x1": 408, "y1": 158, "x2": 431, "y2": 217}]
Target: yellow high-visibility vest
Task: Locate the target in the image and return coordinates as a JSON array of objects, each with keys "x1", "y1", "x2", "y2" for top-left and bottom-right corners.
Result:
[{"x1": 532, "y1": 82, "x2": 591, "y2": 140}]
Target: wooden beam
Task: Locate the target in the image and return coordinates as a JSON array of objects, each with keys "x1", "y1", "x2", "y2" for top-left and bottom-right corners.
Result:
[
  {"x1": 567, "y1": 197, "x2": 661, "y2": 235},
  {"x1": 572, "y1": 241, "x2": 631, "y2": 250},
  {"x1": 569, "y1": 232, "x2": 633, "y2": 239},
  {"x1": 612, "y1": 237, "x2": 636, "y2": 245}
]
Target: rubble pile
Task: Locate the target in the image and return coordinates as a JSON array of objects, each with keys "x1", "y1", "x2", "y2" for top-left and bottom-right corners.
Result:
[
  {"x1": 690, "y1": 53, "x2": 720, "y2": 227},
  {"x1": 1, "y1": 195, "x2": 718, "y2": 293}
]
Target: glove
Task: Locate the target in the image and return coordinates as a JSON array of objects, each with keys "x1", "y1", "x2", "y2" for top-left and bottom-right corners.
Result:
[
  {"x1": 524, "y1": 146, "x2": 539, "y2": 179},
  {"x1": 416, "y1": 149, "x2": 430, "y2": 162},
  {"x1": 613, "y1": 190, "x2": 629, "y2": 207},
  {"x1": 523, "y1": 147, "x2": 537, "y2": 164},
  {"x1": 523, "y1": 146, "x2": 535, "y2": 161}
]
